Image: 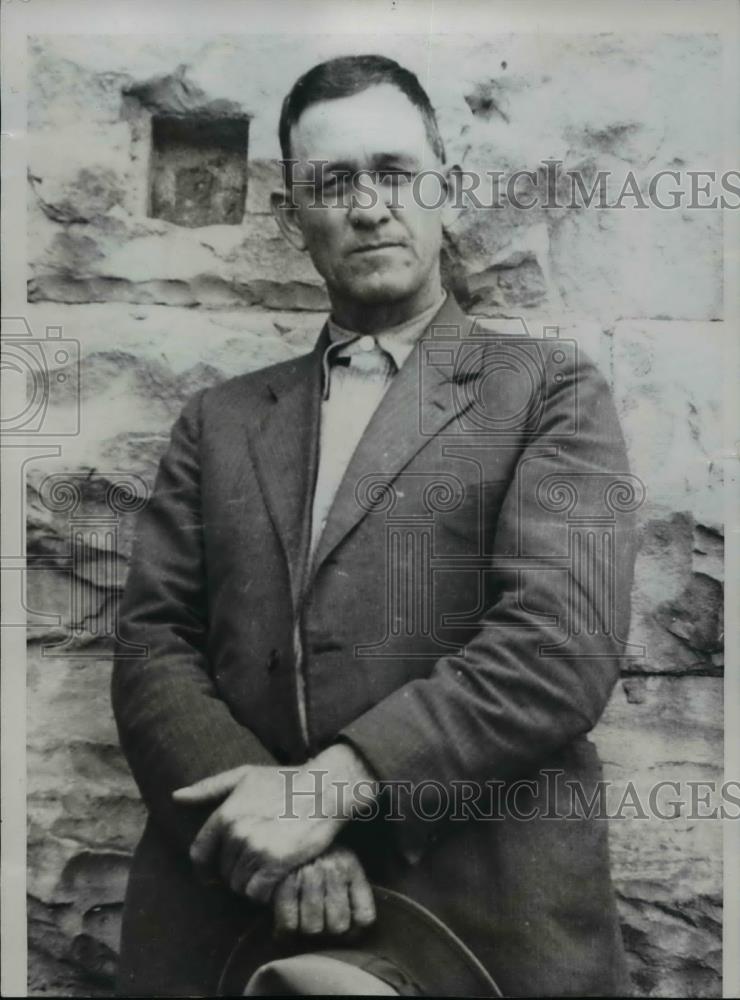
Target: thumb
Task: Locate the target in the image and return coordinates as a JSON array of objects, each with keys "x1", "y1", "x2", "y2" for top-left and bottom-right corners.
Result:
[{"x1": 173, "y1": 765, "x2": 250, "y2": 804}]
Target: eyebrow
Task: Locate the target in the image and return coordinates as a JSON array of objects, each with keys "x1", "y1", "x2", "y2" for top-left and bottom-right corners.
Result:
[{"x1": 321, "y1": 153, "x2": 423, "y2": 173}]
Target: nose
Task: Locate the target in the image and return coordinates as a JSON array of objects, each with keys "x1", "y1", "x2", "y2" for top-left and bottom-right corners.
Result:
[{"x1": 347, "y1": 170, "x2": 393, "y2": 228}]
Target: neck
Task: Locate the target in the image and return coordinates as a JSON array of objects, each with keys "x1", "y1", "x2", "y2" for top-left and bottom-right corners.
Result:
[{"x1": 328, "y1": 275, "x2": 444, "y2": 335}]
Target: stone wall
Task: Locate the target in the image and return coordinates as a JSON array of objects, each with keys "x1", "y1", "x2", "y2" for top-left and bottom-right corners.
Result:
[{"x1": 24, "y1": 34, "x2": 724, "y2": 996}]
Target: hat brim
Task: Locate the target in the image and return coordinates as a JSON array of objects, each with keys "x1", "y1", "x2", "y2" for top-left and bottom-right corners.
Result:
[{"x1": 218, "y1": 885, "x2": 502, "y2": 997}]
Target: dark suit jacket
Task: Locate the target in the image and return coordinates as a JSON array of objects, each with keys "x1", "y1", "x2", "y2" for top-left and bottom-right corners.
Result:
[{"x1": 112, "y1": 294, "x2": 636, "y2": 997}]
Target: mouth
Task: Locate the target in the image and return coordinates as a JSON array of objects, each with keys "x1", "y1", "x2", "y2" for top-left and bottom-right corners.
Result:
[{"x1": 350, "y1": 242, "x2": 405, "y2": 254}]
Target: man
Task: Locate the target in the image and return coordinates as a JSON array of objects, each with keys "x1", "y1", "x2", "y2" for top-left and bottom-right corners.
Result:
[{"x1": 112, "y1": 54, "x2": 637, "y2": 996}]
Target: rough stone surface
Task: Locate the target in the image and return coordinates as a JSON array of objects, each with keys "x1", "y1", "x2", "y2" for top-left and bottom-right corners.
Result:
[
  {"x1": 594, "y1": 676, "x2": 723, "y2": 999},
  {"x1": 25, "y1": 34, "x2": 725, "y2": 997}
]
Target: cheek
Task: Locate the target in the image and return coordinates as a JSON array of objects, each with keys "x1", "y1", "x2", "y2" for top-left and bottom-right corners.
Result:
[
  {"x1": 404, "y1": 209, "x2": 444, "y2": 262},
  {"x1": 302, "y1": 218, "x2": 345, "y2": 274},
  {"x1": 298, "y1": 203, "x2": 342, "y2": 239}
]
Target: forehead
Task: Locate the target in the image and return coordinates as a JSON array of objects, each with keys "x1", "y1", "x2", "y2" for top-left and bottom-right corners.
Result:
[{"x1": 289, "y1": 82, "x2": 439, "y2": 167}]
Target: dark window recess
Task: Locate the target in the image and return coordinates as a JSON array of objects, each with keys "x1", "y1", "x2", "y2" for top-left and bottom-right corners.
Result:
[{"x1": 149, "y1": 115, "x2": 249, "y2": 227}]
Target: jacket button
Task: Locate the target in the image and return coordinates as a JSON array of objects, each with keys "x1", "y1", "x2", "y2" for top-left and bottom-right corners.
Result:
[{"x1": 267, "y1": 649, "x2": 280, "y2": 673}]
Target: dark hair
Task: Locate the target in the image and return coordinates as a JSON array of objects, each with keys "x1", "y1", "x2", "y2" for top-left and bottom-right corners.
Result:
[{"x1": 278, "y1": 54, "x2": 446, "y2": 164}]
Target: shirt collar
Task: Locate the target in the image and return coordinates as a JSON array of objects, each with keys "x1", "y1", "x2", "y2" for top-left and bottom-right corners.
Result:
[{"x1": 325, "y1": 290, "x2": 448, "y2": 373}]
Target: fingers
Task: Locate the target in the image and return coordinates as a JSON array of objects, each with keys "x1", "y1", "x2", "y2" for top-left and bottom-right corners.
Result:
[
  {"x1": 271, "y1": 848, "x2": 375, "y2": 938},
  {"x1": 273, "y1": 871, "x2": 299, "y2": 934},
  {"x1": 298, "y1": 862, "x2": 326, "y2": 935},
  {"x1": 226, "y1": 838, "x2": 262, "y2": 896},
  {"x1": 348, "y1": 858, "x2": 376, "y2": 928},
  {"x1": 173, "y1": 765, "x2": 249, "y2": 805},
  {"x1": 245, "y1": 864, "x2": 285, "y2": 904},
  {"x1": 189, "y1": 809, "x2": 224, "y2": 870},
  {"x1": 192, "y1": 823, "x2": 376, "y2": 940},
  {"x1": 322, "y1": 855, "x2": 351, "y2": 935},
  {"x1": 192, "y1": 811, "x2": 293, "y2": 900}
]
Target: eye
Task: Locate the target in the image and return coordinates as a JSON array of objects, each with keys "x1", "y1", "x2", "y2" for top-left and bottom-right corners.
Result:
[{"x1": 322, "y1": 170, "x2": 352, "y2": 192}]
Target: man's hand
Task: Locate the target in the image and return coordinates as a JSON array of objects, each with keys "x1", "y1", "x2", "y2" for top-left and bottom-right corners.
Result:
[
  {"x1": 173, "y1": 763, "x2": 342, "y2": 902},
  {"x1": 173, "y1": 744, "x2": 376, "y2": 904},
  {"x1": 273, "y1": 845, "x2": 376, "y2": 936}
]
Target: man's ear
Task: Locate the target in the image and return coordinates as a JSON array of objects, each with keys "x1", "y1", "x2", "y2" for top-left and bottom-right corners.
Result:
[
  {"x1": 441, "y1": 163, "x2": 464, "y2": 229},
  {"x1": 270, "y1": 188, "x2": 307, "y2": 251}
]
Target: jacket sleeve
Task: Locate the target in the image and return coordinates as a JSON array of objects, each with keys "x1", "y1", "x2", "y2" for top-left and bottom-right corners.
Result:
[
  {"x1": 111, "y1": 389, "x2": 277, "y2": 854},
  {"x1": 338, "y1": 349, "x2": 638, "y2": 854}
]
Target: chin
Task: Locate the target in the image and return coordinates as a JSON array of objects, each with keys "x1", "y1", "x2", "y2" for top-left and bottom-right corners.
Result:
[{"x1": 345, "y1": 274, "x2": 420, "y2": 304}]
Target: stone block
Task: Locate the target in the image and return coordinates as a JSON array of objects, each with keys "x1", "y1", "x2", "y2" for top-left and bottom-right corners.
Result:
[
  {"x1": 594, "y1": 676, "x2": 723, "y2": 997},
  {"x1": 28, "y1": 124, "x2": 133, "y2": 223},
  {"x1": 611, "y1": 321, "x2": 725, "y2": 528},
  {"x1": 27, "y1": 648, "x2": 146, "y2": 994},
  {"x1": 626, "y1": 512, "x2": 723, "y2": 675}
]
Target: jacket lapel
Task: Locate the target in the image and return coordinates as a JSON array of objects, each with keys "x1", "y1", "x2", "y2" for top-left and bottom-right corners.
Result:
[
  {"x1": 310, "y1": 295, "x2": 477, "y2": 579},
  {"x1": 248, "y1": 330, "x2": 328, "y2": 609}
]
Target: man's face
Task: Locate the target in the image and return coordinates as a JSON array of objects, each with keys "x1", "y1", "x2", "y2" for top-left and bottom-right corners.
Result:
[{"x1": 281, "y1": 83, "x2": 448, "y2": 307}]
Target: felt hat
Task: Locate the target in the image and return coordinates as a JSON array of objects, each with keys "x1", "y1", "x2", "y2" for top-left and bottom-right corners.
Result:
[{"x1": 218, "y1": 885, "x2": 502, "y2": 997}]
